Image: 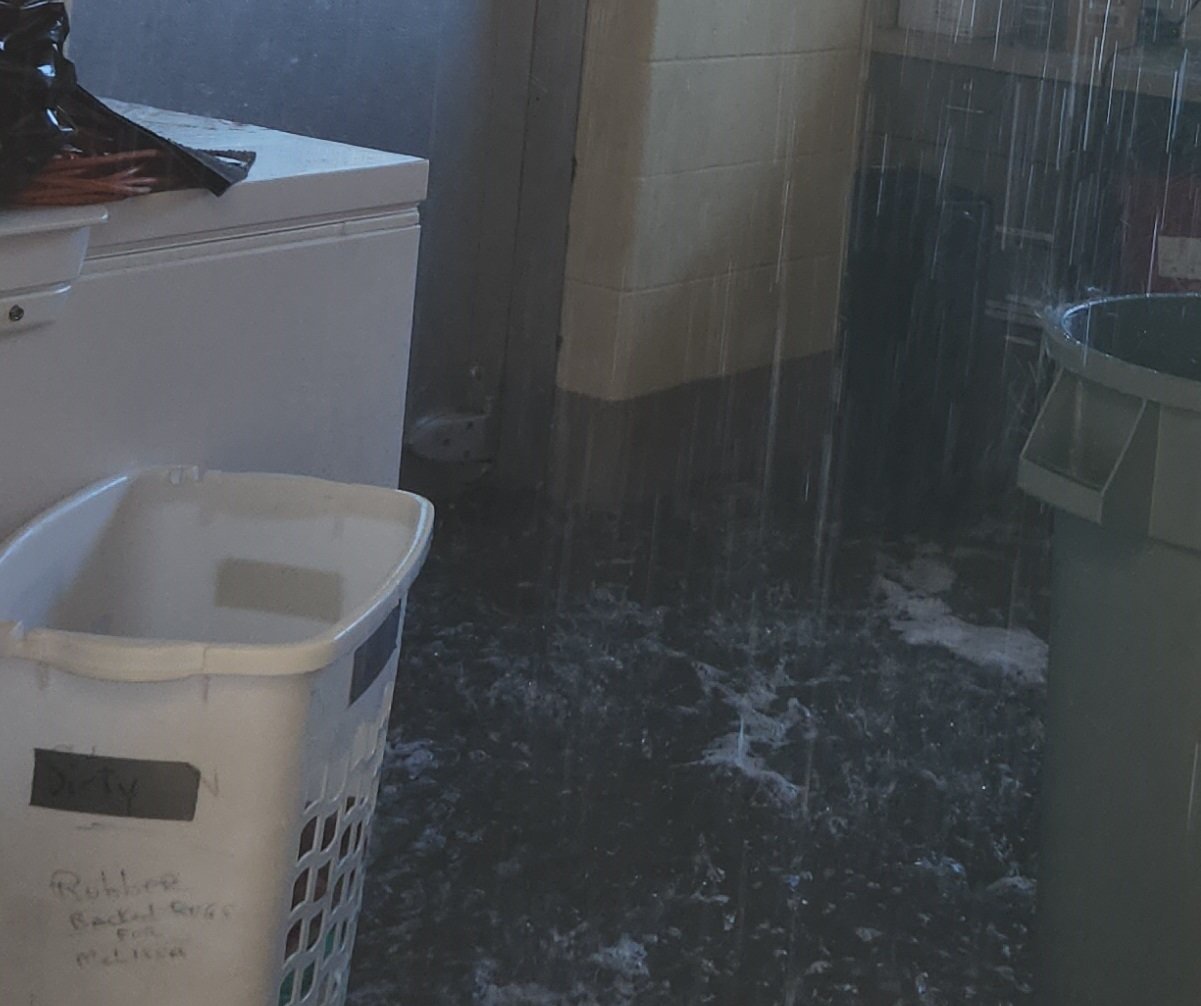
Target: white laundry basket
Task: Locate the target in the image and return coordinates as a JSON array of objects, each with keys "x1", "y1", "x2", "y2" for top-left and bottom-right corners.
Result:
[{"x1": 0, "y1": 467, "x2": 434, "y2": 1006}]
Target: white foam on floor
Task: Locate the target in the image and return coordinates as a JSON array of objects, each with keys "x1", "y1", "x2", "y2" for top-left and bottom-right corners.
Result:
[
  {"x1": 590, "y1": 936, "x2": 650, "y2": 978},
  {"x1": 696, "y1": 661, "x2": 810, "y2": 803},
  {"x1": 877, "y1": 574, "x2": 1047, "y2": 685}
]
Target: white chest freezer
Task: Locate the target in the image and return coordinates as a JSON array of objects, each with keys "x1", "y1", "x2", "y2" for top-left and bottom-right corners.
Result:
[{"x1": 0, "y1": 102, "x2": 428, "y2": 538}]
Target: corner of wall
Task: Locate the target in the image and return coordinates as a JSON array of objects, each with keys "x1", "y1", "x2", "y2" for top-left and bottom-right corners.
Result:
[{"x1": 552, "y1": 0, "x2": 869, "y2": 504}]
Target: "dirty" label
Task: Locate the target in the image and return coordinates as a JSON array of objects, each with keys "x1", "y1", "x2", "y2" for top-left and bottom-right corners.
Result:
[{"x1": 30, "y1": 750, "x2": 201, "y2": 822}]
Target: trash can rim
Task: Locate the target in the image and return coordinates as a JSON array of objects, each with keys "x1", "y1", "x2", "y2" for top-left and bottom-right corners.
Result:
[{"x1": 1044, "y1": 293, "x2": 1201, "y2": 412}]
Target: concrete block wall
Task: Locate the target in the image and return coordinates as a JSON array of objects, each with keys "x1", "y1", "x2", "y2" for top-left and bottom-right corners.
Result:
[{"x1": 558, "y1": 0, "x2": 868, "y2": 403}]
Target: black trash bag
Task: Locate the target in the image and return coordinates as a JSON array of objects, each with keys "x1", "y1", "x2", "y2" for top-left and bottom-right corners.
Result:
[
  {"x1": 0, "y1": 0, "x2": 253, "y2": 206},
  {"x1": 66, "y1": 86, "x2": 256, "y2": 194},
  {"x1": 0, "y1": 0, "x2": 76, "y2": 201}
]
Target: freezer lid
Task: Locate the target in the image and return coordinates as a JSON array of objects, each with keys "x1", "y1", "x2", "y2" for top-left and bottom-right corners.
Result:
[{"x1": 85, "y1": 102, "x2": 429, "y2": 254}]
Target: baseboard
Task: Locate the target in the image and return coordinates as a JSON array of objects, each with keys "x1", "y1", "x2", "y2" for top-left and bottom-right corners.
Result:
[{"x1": 549, "y1": 353, "x2": 835, "y2": 509}]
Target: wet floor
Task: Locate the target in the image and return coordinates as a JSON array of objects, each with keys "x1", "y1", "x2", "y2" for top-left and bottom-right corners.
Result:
[{"x1": 348, "y1": 487, "x2": 1050, "y2": 1005}]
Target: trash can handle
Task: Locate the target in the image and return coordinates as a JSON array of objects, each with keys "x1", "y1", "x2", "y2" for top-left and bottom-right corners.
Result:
[{"x1": 1019, "y1": 371, "x2": 1156, "y2": 528}]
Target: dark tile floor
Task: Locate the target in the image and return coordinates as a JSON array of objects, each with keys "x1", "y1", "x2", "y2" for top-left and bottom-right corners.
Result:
[{"x1": 348, "y1": 488, "x2": 1051, "y2": 1005}]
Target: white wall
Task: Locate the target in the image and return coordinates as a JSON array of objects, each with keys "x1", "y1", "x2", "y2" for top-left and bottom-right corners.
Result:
[{"x1": 559, "y1": 0, "x2": 868, "y2": 402}]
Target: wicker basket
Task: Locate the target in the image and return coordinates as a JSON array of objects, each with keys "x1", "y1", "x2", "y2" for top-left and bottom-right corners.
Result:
[{"x1": 13, "y1": 148, "x2": 177, "y2": 208}]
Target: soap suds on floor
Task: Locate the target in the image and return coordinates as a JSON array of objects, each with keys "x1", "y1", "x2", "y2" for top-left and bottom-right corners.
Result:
[
  {"x1": 591, "y1": 935, "x2": 650, "y2": 978},
  {"x1": 696, "y1": 660, "x2": 812, "y2": 805},
  {"x1": 349, "y1": 494, "x2": 1049, "y2": 1005},
  {"x1": 877, "y1": 554, "x2": 1047, "y2": 684}
]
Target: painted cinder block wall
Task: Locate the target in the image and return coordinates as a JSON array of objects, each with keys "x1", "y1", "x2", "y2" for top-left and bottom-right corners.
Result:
[{"x1": 554, "y1": 0, "x2": 868, "y2": 503}]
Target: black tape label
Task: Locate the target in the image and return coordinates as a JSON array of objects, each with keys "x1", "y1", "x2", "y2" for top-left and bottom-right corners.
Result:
[
  {"x1": 31, "y1": 750, "x2": 201, "y2": 822},
  {"x1": 349, "y1": 603, "x2": 402, "y2": 706}
]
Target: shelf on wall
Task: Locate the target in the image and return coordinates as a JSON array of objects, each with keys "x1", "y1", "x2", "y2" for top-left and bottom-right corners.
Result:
[
  {"x1": 871, "y1": 25, "x2": 1201, "y2": 100},
  {"x1": 870, "y1": 26, "x2": 1090, "y2": 82}
]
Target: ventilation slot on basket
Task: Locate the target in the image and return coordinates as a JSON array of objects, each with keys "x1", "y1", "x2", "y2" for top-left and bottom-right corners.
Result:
[{"x1": 277, "y1": 685, "x2": 393, "y2": 1006}]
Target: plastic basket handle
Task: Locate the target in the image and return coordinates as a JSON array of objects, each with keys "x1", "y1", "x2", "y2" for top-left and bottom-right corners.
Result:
[{"x1": 1019, "y1": 370, "x2": 1158, "y2": 530}]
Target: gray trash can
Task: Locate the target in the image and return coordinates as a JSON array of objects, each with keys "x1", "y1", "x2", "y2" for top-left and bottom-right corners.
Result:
[{"x1": 1020, "y1": 293, "x2": 1201, "y2": 1005}]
